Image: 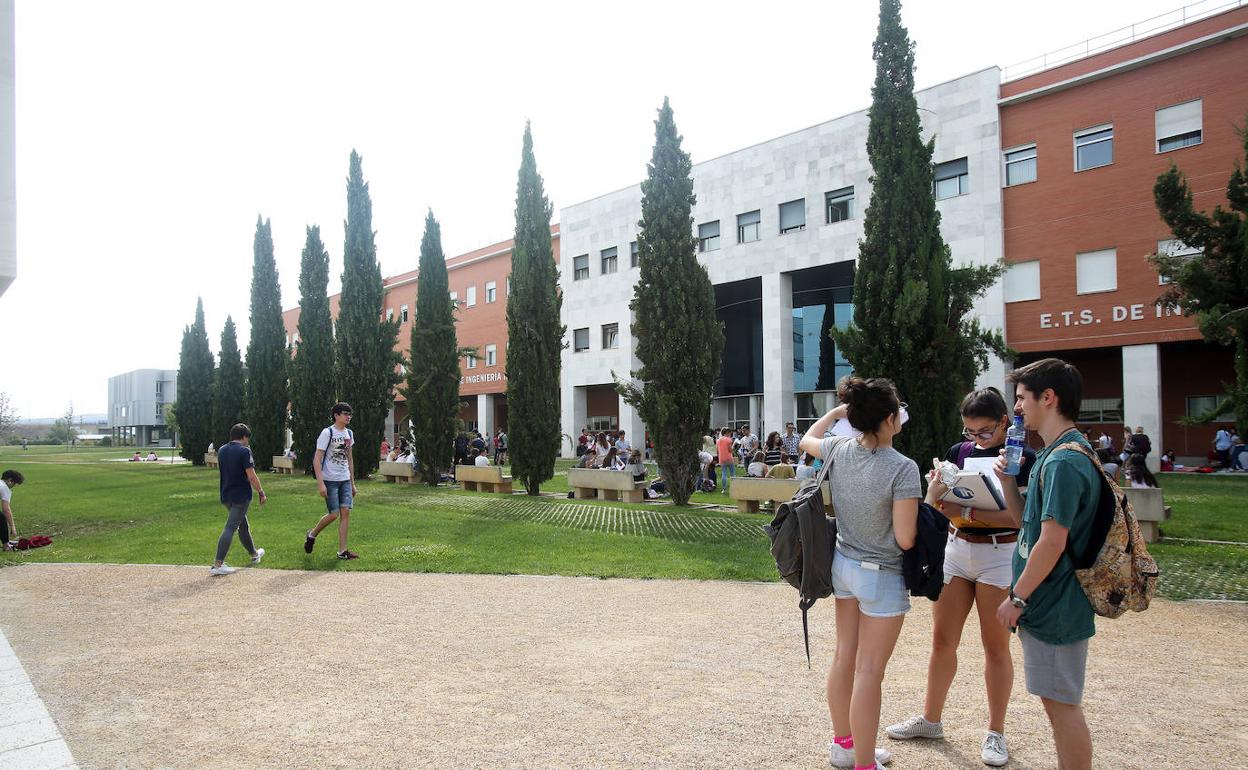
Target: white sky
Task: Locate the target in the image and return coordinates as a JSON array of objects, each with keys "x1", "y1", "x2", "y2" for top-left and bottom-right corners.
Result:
[{"x1": 1, "y1": 0, "x2": 1191, "y2": 418}]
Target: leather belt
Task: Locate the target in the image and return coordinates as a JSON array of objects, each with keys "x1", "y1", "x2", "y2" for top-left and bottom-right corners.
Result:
[{"x1": 948, "y1": 525, "x2": 1019, "y2": 545}]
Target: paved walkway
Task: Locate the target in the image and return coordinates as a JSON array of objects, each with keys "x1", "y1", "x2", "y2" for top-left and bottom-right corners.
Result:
[
  {"x1": 1, "y1": 564, "x2": 1245, "y2": 769},
  {"x1": 0, "y1": 628, "x2": 77, "y2": 769}
]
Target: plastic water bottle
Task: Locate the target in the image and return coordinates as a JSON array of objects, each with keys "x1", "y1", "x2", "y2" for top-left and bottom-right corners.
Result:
[{"x1": 1004, "y1": 415, "x2": 1026, "y2": 476}]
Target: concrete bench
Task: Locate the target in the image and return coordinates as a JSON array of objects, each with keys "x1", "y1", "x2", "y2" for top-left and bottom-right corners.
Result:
[
  {"x1": 1123, "y1": 487, "x2": 1172, "y2": 543},
  {"x1": 271, "y1": 456, "x2": 303, "y2": 475},
  {"x1": 567, "y1": 467, "x2": 647, "y2": 503},
  {"x1": 380, "y1": 461, "x2": 418, "y2": 484},
  {"x1": 457, "y1": 464, "x2": 513, "y2": 494},
  {"x1": 730, "y1": 477, "x2": 832, "y2": 513},
  {"x1": 204, "y1": 453, "x2": 218, "y2": 468}
]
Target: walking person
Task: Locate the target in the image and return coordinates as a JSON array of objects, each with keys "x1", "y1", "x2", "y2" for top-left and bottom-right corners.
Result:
[
  {"x1": 716, "y1": 427, "x2": 736, "y2": 494},
  {"x1": 994, "y1": 358, "x2": 1099, "y2": 770},
  {"x1": 304, "y1": 403, "x2": 359, "y2": 560},
  {"x1": 886, "y1": 387, "x2": 1035, "y2": 766},
  {"x1": 1, "y1": 470, "x2": 24, "y2": 551},
  {"x1": 209, "y1": 424, "x2": 266, "y2": 576},
  {"x1": 798, "y1": 377, "x2": 921, "y2": 770}
]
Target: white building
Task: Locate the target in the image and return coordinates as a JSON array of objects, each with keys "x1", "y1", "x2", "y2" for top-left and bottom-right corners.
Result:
[
  {"x1": 558, "y1": 67, "x2": 1006, "y2": 454},
  {"x1": 108, "y1": 369, "x2": 177, "y2": 446}
]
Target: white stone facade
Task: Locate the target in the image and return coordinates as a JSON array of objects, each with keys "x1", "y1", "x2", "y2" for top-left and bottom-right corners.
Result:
[{"x1": 558, "y1": 67, "x2": 1007, "y2": 455}]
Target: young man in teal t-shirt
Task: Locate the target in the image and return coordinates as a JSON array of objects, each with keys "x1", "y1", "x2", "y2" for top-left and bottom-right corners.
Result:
[{"x1": 991, "y1": 358, "x2": 1098, "y2": 770}]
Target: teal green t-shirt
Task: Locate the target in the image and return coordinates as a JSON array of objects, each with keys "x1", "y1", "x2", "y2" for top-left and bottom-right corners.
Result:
[{"x1": 1013, "y1": 429, "x2": 1098, "y2": 645}]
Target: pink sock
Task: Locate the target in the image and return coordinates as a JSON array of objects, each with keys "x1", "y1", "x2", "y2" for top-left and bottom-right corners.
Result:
[{"x1": 833, "y1": 735, "x2": 853, "y2": 749}]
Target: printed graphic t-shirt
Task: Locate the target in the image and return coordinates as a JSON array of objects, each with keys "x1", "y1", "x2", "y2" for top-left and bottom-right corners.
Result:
[{"x1": 317, "y1": 426, "x2": 353, "y2": 482}]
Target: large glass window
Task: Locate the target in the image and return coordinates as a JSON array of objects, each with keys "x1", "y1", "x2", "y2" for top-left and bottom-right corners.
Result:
[
  {"x1": 1157, "y1": 239, "x2": 1200, "y2": 285},
  {"x1": 1078, "y1": 398, "x2": 1123, "y2": 424},
  {"x1": 713, "y1": 278, "x2": 763, "y2": 397},
  {"x1": 779, "y1": 199, "x2": 806, "y2": 234},
  {"x1": 737, "y1": 210, "x2": 761, "y2": 244},
  {"x1": 1004, "y1": 145, "x2": 1037, "y2": 186},
  {"x1": 825, "y1": 186, "x2": 854, "y2": 224},
  {"x1": 791, "y1": 262, "x2": 854, "y2": 395},
  {"x1": 573, "y1": 254, "x2": 589, "y2": 281},
  {"x1": 934, "y1": 157, "x2": 969, "y2": 199},
  {"x1": 1075, "y1": 125, "x2": 1113, "y2": 171},
  {"x1": 698, "y1": 221, "x2": 720, "y2": 252},
  {"x1": 1186, "y1": 395, "x2": 1234, "y2": 421}
]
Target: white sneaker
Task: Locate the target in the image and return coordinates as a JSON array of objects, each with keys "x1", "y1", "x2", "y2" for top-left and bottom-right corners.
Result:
[
  {"x1": 250, "y1": 547, "x2": 265, "y2": 565},
  {"x1": 981, "y1": 730, "x2": 1008, "y2": 767},
  {"x1": 885, "y1": 715, "x2": 945, "y2": 740},
  {"x1": 828, "y1": 742, "x2": 892, "y2": 768},
  {"x1": 209, "y1": 564, "x2": 237, "y2": 576}
]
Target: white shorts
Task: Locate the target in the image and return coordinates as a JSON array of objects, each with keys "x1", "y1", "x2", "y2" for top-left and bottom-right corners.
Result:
[{"x1": 943, "y1": 532, "x2": 1014, "y2": 589}]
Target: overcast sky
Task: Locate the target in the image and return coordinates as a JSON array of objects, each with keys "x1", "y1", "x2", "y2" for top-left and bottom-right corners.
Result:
[{"x1": 2, "y1": 0, "x2": 1193, "y2": 418}]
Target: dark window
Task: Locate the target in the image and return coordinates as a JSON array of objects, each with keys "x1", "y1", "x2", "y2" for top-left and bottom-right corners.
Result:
[
  {"x1": 934, "y1": 157, "x2": 969, "y2": 199},
  {"x1": 824, "y1": 186, "x2": 854, "y2": 224},
  {"x1": 698, "y1": 221, "x2": 720, "y2": 252}
]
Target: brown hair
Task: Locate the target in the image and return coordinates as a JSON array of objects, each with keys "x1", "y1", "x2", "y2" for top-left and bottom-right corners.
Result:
[
  {"x1": 837, "y1": 376, "x2": 902, "y2": 434},
  {"x1": 1007, "y1": 358, "x2": 1083, "y2": 421}
]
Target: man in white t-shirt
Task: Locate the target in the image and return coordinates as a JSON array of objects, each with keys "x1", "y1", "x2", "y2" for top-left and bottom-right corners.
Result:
[
  {"x1": 304, "y1": 403, "x2": 359, "y2": 560},
  {"x1": 1, "y1": 470, "x2": 23, "y2": 550},
  {"x1": 473, "y1": 449, "x2": 491, "y2": 467}
]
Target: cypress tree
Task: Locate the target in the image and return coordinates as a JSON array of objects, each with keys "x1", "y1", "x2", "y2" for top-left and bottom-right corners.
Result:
[
  {"x1": 176, "y1": 298, "x2": 215, "y2": 464},
  {"x1": 620, "y1": 98, "x2": 724, "y2": 506},
  {"x1": 832, "y1": 0, "x2": 1007, "y2": 464},
  {"x1": 243, "y1": 215, "x2": 288, "y2": 469},
  {"x1": 505, "y1": 123, "x2": 564, "y2": 495},
  {"x1": 404, "y1": 209, "x2": 460, "y2": 485},
  {"x1": 336, "y1": 151, "x2": 402, "y2": 478},
  {"x1": 211, "y1": 316, "x2": 245, "y2": 447},
  {"x1": 1151, "y1": 120, "x2": 1248, "y2": 433},
  {"x1": 288, "y1": 225, "x2": 338, "y2": 473}
]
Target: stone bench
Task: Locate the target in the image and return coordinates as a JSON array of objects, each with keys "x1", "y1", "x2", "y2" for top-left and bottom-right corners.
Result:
[
  {"x1": 380, "y1": 461, "x2": 418, "y2": 484},
  {"x1": 271, "y1": 456, "x2": 303, "y2": 475},
  {"x1": 457, "y1": 464, "x2": 514, "y2": 494},
  {"x1": 567, "y1": 467, "x2": 647, "y2": 503},
  {"x1": 204, "y1": 453, "x2": 218, "y2": 468},
  {"x1": 1123, "y1": 487, "x2": 1172, "y2": 543},
  {"x1": 730, "y1": 477, "x2": 832, "y2": 513}
]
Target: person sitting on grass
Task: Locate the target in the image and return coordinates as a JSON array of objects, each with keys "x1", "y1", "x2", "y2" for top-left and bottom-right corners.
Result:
[
  {"x1": 130, "y1": 451, "x2": 142, "y2": 462},
  {"x1": 473, "y1": 448, "x2": 491, "y2": 467},
  {"x1": 1124, "y1": 453, "x2": 1159, "y2": 489},
  {"x1": 747, "y1": 450, "x2": 768, "y2": 478},
  {"x1": 146, "y1": 451, "x2": 158, "y2": 462},
  {"x1": 767, "y1": 452, "x2": 796, "y2": 479},
  {"x1": 1, "y1": 469, "x2": 24, "y2": 552}
]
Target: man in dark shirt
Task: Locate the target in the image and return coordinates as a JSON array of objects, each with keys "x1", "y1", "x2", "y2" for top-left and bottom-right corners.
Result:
[{"x1": 210, "y1": 423, "x2": 267, "y2": 576}]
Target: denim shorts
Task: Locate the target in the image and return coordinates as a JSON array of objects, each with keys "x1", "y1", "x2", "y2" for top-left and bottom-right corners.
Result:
[
  {"x1": 324, "y1": 479, "x2": 354, "y2": 513},
  {"x1": 831, "y1": 550, "x2": 910, "y2": 618}
]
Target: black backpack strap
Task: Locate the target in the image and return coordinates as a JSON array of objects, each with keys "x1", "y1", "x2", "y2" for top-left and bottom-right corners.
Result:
[{"x1": 799, "y1": 597, "x2": 815, "y2": 669}]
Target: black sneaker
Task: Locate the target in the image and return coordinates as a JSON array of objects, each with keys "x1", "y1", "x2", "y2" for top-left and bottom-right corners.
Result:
[
  {"x1": 304, "y1": 533, "x2": 315, "y2": 554},
  {"x1": 337, "y1": 549, "x2": 359, "y2": 560}
]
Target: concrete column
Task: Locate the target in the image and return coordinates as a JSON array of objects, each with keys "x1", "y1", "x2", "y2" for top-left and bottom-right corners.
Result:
[
  {"x1": 1122, "y1": 344, "x2": 1163, "y2": 473},
  {"x1": 477, "y1": 393, "x2": 495, "y2": 440},
  {"x1": 749, "y1": 395, "x2": 762, "y2": 441},
  {"x1": 761, "y1": 272, "x2": 795, "y2": 438},
  {"x1": 561, "y1": 384, "x2": 588, "y2": 458}
]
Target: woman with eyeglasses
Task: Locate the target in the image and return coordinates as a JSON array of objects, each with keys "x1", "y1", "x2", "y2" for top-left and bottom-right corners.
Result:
[{"x1": 885, "y1": 387, "x2": 1035, "y2": 768}]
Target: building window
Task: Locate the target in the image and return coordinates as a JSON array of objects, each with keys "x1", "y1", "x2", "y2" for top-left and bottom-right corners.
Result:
[
  {"x1": 1157, "y1": 239, "x2": 1201, "y2": 285},
  {"x1": 386, "y1": 307, "x2": 394, "y2": 321},
  {"x1": 573, "y1": 327, "x2": 590, "y2": 352},
  {"x1": 155, "y1": 381, "x2": 163, "y2": 395},
  {"x1": 1004, "y1": 145, "x2": 1037, "y2": 186},
  {"x1": 602, "y1": 323, "x2": 619, "y2": 349},
  {"x1": 737, "y1": 210, "x2": 761, "y2": 243},
  {"x1": 1003, "y1": 260, "x2": 1041, "y2": 302},
  {"x1": 587, "y1": 415, "x2": 618, "y2": 431},
  {"x1": 1076, "y1": 248, "x2": 1117, "y2": 294},
  {"x1": 485, "y1": 344, "x2": 497, "y2": 367},
  {"x1": 466, "y1": 353, "x2": 477, "y2": 369},
  {"x1": 506, "y1": 276, "x2": 511, "y2": 295},
  {"x1": 601, "y1": 246, "x2": 618, "y2": 275},
  {"x1": 779, "y1": 199, "x2": 806, "y2": 234},
  {"x1": 1074, "y1": 125, "x2": 1113, "y2": 171},
  {"x1": 934, "y1": 157, "x2": 969, "y2": 199},
  {"x1": 400, "y1": 304, "x2": 409, "y2": 323},
  {"x1": 573, "y1": 254, "x2": 589, "y2": 281},
  {"x1": 1186, "y1": 395, "x2": 1235, "y2": 420},
  {"x1": 1156, "y1": 99, "x2": 1202, "y2": 153},
  {"x1": 1078, "y1": 398, "x2": 1124, "y2": 424},
  {"x1": 485, "y1": 281, "x2": 496, "y2": 303},
  {"x1": 630, "y1": 241, "x2": 639, "y2": 268},
  {"x1": 449, "y1": 290, "x2": 458, "y2": 305},
  {"x1": 825, "y1": 186, "x2": 854, "y2": 224},
  {"x1": 698, "y1": 221, "x2": 720, "y2": 252},
  {"x1": 466, "y1": 285, "x2": 477, "y2": 307}
]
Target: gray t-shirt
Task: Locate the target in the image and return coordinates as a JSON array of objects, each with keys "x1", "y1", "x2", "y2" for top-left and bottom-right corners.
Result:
[{"x1": 819, "y1": 435, "x2": 922, "y2": 573}]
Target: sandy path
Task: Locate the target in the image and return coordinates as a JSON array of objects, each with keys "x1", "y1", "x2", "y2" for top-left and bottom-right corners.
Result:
[{"x1": 1, "y1": 564, "x2": 1245, "y2": 769}]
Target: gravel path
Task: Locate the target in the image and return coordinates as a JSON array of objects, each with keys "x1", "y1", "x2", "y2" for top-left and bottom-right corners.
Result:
[{"x1": 1, "y1": 564, "x2": 1245, "y2": 769}]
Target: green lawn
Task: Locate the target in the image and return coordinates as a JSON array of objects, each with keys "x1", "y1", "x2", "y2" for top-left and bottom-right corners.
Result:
[{"x1": 1, "y1": 452, "x2": 1244, "y2": 600}]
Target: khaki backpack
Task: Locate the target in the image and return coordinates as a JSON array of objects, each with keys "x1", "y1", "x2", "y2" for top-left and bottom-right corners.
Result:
[{"x1": 1037, "y1": 441, "x2": 1160, "y2": 618}]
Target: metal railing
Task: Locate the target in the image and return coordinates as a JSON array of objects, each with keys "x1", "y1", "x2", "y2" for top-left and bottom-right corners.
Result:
[{"x1": 1001, "y1": 0, "x2": 1246, "y2": 82}]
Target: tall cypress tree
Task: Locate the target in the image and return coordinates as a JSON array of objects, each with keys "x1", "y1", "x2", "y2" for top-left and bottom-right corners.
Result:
[
  {"x1": 505, "y1": 123, "x2": 563, "y2": 495},
  {"x1": 243, "y1": 216, "x2": 288, "y2": 469},
  {"x1": 212, "y1": 316, "x2": 245, "y2": 447},
  {"x1": 337, "y1": 151, "x2": 402, "y2": 478},
  {"x1": 620, "y1": 98, "x2": 723, "y2": 506},
  {"x1": 176, "y1": 298, "x2": 215, "y2": 464},
  {"x1": 288, "y1": 225, "x2": 338, "y2": 473},
  {"x1": 405, "y1": 209, "x2": 460, "y2": 485},
  {"x1": 832, "y1": 0, "x2": 1007, "y2": 464}
]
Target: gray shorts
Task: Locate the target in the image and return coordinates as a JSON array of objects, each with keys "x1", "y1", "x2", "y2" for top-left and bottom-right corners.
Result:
[{"x1": 1018, "y1": 627, "x2": 1089, "y2": 705}]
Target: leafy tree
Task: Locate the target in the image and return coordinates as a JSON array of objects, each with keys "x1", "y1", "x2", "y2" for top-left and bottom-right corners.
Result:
[
  {"x1": 243, "y1": 216, "x2": 288, "y2": 469},
  {"x1": 176, "y1": 298, "x2": 215, "y2": 464},
  {"x1": 831, "y1": 0, "x2": 1007, "y2": 464},
  {"x1": 505, "y1": 123, "x2": 564, "y2": 494},
  {"x1": 404, "y1": 209, "x2": 460, "y2": 485},
  {"x1": 212, "y1": 316, "x2": 245, "y2": 448},
  {"x1": 336, "y1": 151, "x2": 402, "y2": 477},
  {"x1": 48, "y1": 403, "x2": 78, "y2": 447},
  {"x1": 289, "y1": 225, "x2": 338, "y2": 473},
  {"x1": 1151, "y1": 119, "x2": 1248, "y2": 433},
  {"x1": 0, "y1": 392, "x2": 17, "y2": 440},
  {"x1": 619, "y1": 98, "x2": 724, "y2": 506}
]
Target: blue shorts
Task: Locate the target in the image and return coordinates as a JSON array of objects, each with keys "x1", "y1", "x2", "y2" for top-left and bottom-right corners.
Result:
[
  {"x1": 832, "y1": 551, "x2": 910, "y2": 618},
  {"x1": 324, "y1": 479, "x2": 353, "y2": 513}
]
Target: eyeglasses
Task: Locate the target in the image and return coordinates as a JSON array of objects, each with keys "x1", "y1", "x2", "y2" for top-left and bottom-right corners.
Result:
[{"x1": 961, "y1": 427, "x2": 999, "y2": 440}]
